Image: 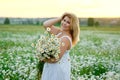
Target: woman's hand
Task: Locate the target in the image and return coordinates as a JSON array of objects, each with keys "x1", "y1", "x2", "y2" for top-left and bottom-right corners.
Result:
[
  {"x1": 43, "y1": 18, "x2": 61, "y2": 28},
  {"x1": 41, "y1": 58, "x2": 59, "y2": 63}
]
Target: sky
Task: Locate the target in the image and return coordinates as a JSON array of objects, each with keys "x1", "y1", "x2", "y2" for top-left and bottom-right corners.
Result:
[{"x1": 0, "y1": 0, "x2": 120, "y2": 18}]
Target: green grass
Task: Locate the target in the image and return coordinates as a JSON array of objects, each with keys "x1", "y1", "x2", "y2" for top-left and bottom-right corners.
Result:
[
  {"x1": 0, "y1": 24, "x2": 44, "y2": 33},
  {"x1": 80, "y1": 26, "x2": 120, "y2": 31},
  {"x1": 0, "y1": 25, "x2": 120, "y2": 80},
  {"x1": 1, "y1": 24, "x2": 120, "y2": 32}
]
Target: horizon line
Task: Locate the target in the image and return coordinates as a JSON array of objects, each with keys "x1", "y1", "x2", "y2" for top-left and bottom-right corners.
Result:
[{"x1": 0, "y1": 16, "x2": 120, "y2": 19}]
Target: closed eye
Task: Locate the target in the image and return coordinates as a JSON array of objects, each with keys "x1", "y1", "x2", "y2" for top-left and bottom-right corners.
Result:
[
  {"x1": 63, "y1": 19, "x2": 70, "y2": 24},
  {"x1": 63, "y1": 19, "x2": 66, "y2": 22},
  {"x1": 67, "y1": 21, "x2": 70, "y2": 24}
]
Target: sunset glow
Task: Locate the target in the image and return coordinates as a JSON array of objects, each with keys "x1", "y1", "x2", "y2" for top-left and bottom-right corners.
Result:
[{"x1": 0, "y1": 0, "x2": 120, "y2": 18}]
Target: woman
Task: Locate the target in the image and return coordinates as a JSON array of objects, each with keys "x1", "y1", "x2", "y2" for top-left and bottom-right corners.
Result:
[{"x1": 41, "y1": 12, "x2": 80, "y2": 80}]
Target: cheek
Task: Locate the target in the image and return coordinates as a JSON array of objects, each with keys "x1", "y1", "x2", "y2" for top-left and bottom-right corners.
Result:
[{"x1": 66, "y1": 24, "x2": 71, "y2": 28}]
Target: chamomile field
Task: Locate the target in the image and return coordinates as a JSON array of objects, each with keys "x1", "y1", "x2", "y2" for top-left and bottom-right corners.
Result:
[{"x1": 0, "y1": 25, "x2": 120, "y2": 80}]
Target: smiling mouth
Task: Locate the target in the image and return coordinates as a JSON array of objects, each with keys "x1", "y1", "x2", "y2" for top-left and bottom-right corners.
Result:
[{"x1": 62, "y1": 26, "x2": 67, "y2": 28}]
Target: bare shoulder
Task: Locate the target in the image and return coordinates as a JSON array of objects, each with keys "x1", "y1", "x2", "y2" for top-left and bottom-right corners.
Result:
[{"x1": 60, "y1": 36, "x2": 71, "y2": 50}]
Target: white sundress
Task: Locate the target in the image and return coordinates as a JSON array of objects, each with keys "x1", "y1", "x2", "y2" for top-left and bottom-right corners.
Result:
[{"x1": 41, "y1": 33, "x2": 72, "y2": 80}]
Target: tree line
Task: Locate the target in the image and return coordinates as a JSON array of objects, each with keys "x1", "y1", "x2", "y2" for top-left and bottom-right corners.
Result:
[
  {"x1": 3, "y1": 18, "x2": 43, "y2": 25},
  {"x1": 5, "y1": 17, "x2": 120, "y2": 27},
  {"x1": 4, "y1": 17, "x2": 98, "y2": 27}
]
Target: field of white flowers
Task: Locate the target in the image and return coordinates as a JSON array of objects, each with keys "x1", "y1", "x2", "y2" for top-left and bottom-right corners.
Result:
[{"x1": 0, "y1": 25, "x2": 120, "y2": 80}]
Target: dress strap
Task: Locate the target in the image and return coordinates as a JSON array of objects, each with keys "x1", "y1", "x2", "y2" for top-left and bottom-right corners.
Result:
[
  {"x1": 56, "y1": 32, "x2": 62, "y2": 37},
  {"x1": 60, "y1": 36, "x2": 72, "y2": 49}
]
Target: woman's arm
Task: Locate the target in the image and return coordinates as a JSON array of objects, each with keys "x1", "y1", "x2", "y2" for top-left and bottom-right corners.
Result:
[
  {"x1": 42, "y1": 37, "x2": 70, "y2": 63},
  {"x1": 42, "y1": 58, "x2": 58, "y2": 63},
  {"x1": 43, "y1": 18, "x2": 61, "y2": 35},
  {"x1": 43, "y1": 18, "x2": 61, "y2": 28}
]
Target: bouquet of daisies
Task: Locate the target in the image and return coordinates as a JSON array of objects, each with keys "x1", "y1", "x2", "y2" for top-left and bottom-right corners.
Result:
[{"x1": 32, "y1": 28, "x2": 61, "y2": 61}]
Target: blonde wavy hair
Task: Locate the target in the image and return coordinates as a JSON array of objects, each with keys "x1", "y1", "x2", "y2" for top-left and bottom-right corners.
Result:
[{"x1": 61, "y1": 12, "x2": 80, "y2": 46}]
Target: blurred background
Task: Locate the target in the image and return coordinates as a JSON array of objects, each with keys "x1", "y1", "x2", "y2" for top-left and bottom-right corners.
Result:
[
  {"x1": 0, "y1": 0, "x2": 120, "y2": 27},
  {"x1": 0, "y1": 0, "x2": 120, "y2": 80}
]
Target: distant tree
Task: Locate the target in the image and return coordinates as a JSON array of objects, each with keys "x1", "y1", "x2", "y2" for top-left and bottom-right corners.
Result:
[
  {"x1": 117, "y1": 19, "x2": 120, "y2": 26},
  {"x1": 88, "y1": 18, "x2": 94, "y2": 26},
  {"x1": 4, "y1": 18, "x2": 10, "y2": 24},
  {"x1": 95, "y1": 21, "x2": 99, "y2": 27},
  {"x1": 27, "y1": 19, "x2": 33, "y2": 24},
  {"x1": 36, "y1": 21, "x2": 39, "y2": 25}
]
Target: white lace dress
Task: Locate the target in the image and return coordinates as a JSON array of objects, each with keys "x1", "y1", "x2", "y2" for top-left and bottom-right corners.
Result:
[{"x1": 41, "y1": 34, "x2": 72, "y2": 80}]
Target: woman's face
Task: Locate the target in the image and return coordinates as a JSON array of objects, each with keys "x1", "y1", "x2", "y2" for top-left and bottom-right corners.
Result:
[{"x1": 61, "y1": 16, "x2": 71, "y2": 31}]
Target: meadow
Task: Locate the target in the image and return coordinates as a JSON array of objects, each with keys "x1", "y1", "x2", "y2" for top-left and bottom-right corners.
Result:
[{"x1": 0, "y1": 25, "x2": 120, "y2": 80}]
